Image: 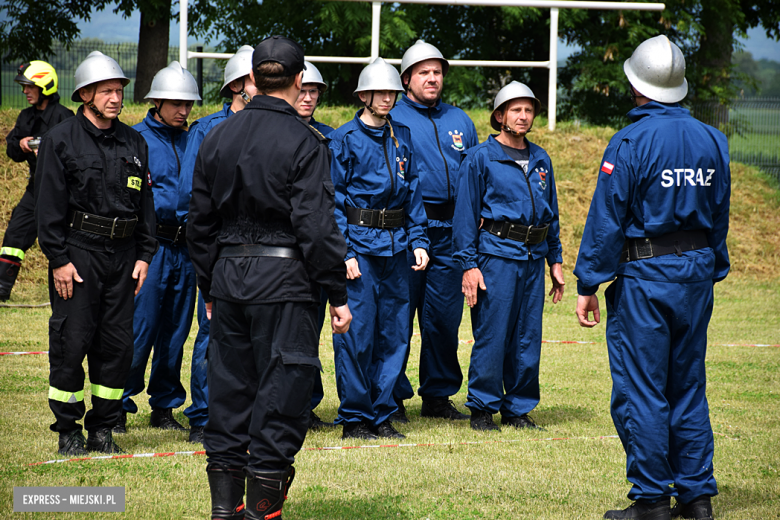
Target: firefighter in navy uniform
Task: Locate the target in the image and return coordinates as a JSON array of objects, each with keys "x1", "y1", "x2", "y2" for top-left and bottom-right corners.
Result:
[
  {"x1": 391, "y1": 40, "x2": 478, "y2": 422},
  {"x1": 292, "y1": 60, "x2": 338, "y2": 431},
  {"x1": 117, "y1": 61, "x2": 201, "y2": 435},
  {"x1": 1, "y1": 61, "x2": 74, "y2": 301},
  {"x1": 34, "y1": 51, "x2": 157, "y2": 456},
  {"x1": 575, "y1": 36, "x2": 730, "y2": 520},
  {"x1": 188, "y1": 36, "x2": 351, "y2": 520},
  {"x1": 452, "y1": 81, "x2": 565, "y2": 432}
]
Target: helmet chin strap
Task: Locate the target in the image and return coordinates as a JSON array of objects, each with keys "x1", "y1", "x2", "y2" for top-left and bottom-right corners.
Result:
[
  {"x1": 500, "y1": 107, "x2": 529, "y2": 137},
  {"x1": 155, "y1": 100, "x2": 172, "y2": 126},
  {"x1": 363, "y1": 92, "x2": 399, "y2": 148},
  {"x1": 239, "y1": 77, "x2": 252, "y2": 104}
]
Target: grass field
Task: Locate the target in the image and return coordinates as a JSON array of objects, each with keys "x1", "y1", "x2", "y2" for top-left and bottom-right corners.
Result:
[{"x1": 1, "y1": 104, "x2": 779, "y2": 519}]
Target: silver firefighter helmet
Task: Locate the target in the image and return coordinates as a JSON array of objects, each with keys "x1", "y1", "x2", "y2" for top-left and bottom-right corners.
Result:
[
  {"x1": 400, "y1": 40, "x2": 449, "y2": 78},
  {"x1": 302, "y1": 61, "x2": 327, "y2": 92},
  {"x1": 623, "y1": 34, "x2": 688, "y2": 103},
  {"x1": 490, "y1": 81, "x2": 541, "y2": 131},
  {"x1": 71, "y1": 51, "x2": 130, "y2": 102},
  {"x1": 354, "y1": 57, "x2": 404, "y2": 95},
  {"x1": 220, "y1": 45, "x2": 255, "y2": 99},
  {"x1": 144, "y1": 61, "x2": 201, "y2": 101}
]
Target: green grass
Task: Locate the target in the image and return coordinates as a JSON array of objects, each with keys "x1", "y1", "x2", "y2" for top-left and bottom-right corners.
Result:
[
  {"x1": 1, "y1": 103, "x2": 779, "y2": 518},
  {"x1": 1, "y1": 276, "x2": 778, "y2": 519}
]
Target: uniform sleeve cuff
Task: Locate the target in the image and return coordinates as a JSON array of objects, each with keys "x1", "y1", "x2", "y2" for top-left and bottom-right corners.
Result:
[
  {"x1": 49, "y1": 254, "x2": 71, "y2": 270},
  {"x1": 577, "y1": 280, "x2": 599, "y2": 296},
  {"x1": 328, "y1": 291, "x2": 349, "y2": 308},
  {"x1": 457, "y1": 259, "x2": 478, "y2": 271},
  {"x1": 137, "y1": 252, "x2": 154, "y2": 264}
]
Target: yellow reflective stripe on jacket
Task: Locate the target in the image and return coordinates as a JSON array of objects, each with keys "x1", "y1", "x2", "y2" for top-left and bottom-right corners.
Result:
[
  {"x1": 48, "y1": 386, "x2": 84, "y2": 403},
  {"x1": 0, "y1": 247, "x2": 24, "y2": 260},
  {"x1": 91, "y1": 383, "x2": 123, "y2": 400}
]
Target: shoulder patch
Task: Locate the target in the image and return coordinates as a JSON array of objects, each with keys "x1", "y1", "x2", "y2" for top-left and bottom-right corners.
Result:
[{"x1": 297, "y1": 117, "x2": 328, "y2": 142}]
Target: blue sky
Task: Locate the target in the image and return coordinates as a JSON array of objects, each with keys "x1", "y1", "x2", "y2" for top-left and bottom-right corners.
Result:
[{"x1": 79, "y1": 7, "x2": 780, "y2": 62}]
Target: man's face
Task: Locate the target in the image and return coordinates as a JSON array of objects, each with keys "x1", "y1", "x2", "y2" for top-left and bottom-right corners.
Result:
[
  {"x1": 405, "y1": 59, "x2": 443, "y2": 106},
  {"x1": 294, "y1": 83, "x2": 321, "y2": 119},
  {"x1": 154, "y1": 99, "x2": 194, "y2": 128},
  {"x1": 358, "y1": 90, "x2": 397, "y2": 118},
  {"x1": 496, "y1": 98, "x2": 535, "y2": 137},
  {"x1": 81, "y1": 79, "x2": 124, "y2": 119},
  {"x1": 22, "y1": 84, "x2": 40, "y2": 105}
]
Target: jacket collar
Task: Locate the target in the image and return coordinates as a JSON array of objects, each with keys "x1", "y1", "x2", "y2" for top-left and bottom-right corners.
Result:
[
  {"x1": 352, "y1": 109, "x2": 394, "y2": 138},
  {"x1": 36, "y1": 93, "x2": 62, "y2": 125},
  {"x1": 485, "y1": 134, "x2": 535, "y2": 162},
  {"x1": 245, "y1": 94, "x2": 298, "y2": 117},
  {"x1": 398, "y1": 93, "x2": 442, "y2": 113},
  {"x1": 76, "y1": 105, "x2": 126, "y2": 142},
  {"x1": 627, "y1": 101, "x2": 689, "y2": 122}
]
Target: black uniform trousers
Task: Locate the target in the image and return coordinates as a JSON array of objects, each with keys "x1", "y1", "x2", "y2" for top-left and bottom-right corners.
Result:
[
  {"x1": 48, "y1": 245, "x2": 136, "y2": 433},
  {"x1": 205, "y1": 299, "x2": 320, "y2": 471},
  {"x1": 1, "y1": 185, "x2": 37, "y2": 259}
]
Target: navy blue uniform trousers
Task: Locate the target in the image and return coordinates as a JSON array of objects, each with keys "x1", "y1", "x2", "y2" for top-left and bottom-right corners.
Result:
[
  {"x1": 333, "y1": 253, "x2": 409, "y2": 426},
  {"x1": 122, "y1": 242, "x2": 196, "y2": 413},
  {"x1": 396, "y1": 226, "x2": 464, "y2": 401},
  {"x1": 605, "y1": 275, "x2": 718, "y2": 502},
  {"x1": 466, "y1": 255, "x2": 545, "y2": 417}
]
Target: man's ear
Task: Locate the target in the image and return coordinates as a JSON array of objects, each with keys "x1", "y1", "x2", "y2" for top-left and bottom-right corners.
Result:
[{"x1": 79, "y1": 86, "x2": 94, "y2": 103}]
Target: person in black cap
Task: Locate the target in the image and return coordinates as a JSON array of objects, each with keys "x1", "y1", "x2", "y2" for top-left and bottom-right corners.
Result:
[{"x1": 188, "y1": 35, "x2": 352, "y2": 520}]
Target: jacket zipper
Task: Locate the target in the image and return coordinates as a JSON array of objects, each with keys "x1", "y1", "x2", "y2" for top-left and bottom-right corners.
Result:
[
  {"x1": 427, "y1": 109, "x2": 451, "y2": 203},
  {"x1": 382, "y1": 133, "x2": 396, "y2": 255},
  {"x1": 519, "y1": 154, "x2": 536, "y2": 258},
  {"x1": 170, "y1": 130, "x2": 181, "y2": 176}
]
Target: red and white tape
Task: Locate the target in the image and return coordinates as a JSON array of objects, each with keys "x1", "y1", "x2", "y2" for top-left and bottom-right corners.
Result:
[
  {"x1": 29, "y1": 434, "x2": 619, "y2": 466},
  {"x1": 0, "y1": 351, "x2": 48, "y2": 356}
]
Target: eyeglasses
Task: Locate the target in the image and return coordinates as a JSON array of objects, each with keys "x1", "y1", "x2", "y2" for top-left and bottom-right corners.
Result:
[{"x1": 298, "y1": 88, "x2": 320, "y2": 99}]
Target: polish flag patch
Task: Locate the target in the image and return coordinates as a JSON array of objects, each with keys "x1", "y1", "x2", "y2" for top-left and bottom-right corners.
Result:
[{"x1": 601, "y1": 161, "x2": 614, "y2": 175}]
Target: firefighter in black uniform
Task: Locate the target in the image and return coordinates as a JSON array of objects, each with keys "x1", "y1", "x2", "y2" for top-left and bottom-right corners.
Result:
[
  {"x1": 34, "y1": 51, "x2": 157, "y2": 456},
  {"x1": 188, "y1": 36, "x2": 351, "y2": 520},
  {"x1": 1, "y1": 61, "x2": 74, "y2": 301}
]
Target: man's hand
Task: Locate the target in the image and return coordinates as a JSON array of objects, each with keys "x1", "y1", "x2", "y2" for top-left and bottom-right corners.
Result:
[
  {"x1": 52, "y1": 262, "x2": 83, "y2": 300},
  {"x1": 132, "y1": 260, "x2": 149, "y2": 296},
  {"x1": 330, "y1": 304, "x2": 352, "y2": 334},
  {"x1": 19, "y1": 136, "x2": 34, "y2": 154},
  {"x1": 205, "y1": 301, "x2": 212, "y2": 320},
  {"x1": 462, "y1": 268, "x2": 487, "y2": 308},
  {"x1": 549, "y1": 262, "x2": 565, "y2": 304},
  {"x1": 576, "y1": 294, "x2": 601, "y2": 327},
  {"x1": 411, "y1": 248, "x2": 429, "y2": 271},
  {"x1": 345, "y1": 258, "x2": 361, "y2": 280}
]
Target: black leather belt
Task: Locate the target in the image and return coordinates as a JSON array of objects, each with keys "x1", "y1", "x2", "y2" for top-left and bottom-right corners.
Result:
[
  {"x1": 218, "y1": 244, "x2": 303, "y2": 261},
  {"x1": 68, "y1": 210, "x2": 137, "y2": 239},
  {"x1": 621, "y1": 230, "x2": 709, "y2": 263},
  {"x1": 424, "y1": 202, "x2": 455, "y2": 221},
  {"x1": 346, "y1": 206, "x2": 405, "y2": 229},
  {"x1": 482, "y1": 219, "x2": 549, "y2": 245},
  {"x1": 156, "y1": 224, "x2": 186, "y2": 246}
]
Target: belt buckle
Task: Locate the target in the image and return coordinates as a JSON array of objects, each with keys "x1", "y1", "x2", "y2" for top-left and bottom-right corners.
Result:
[
  {"x1": 110, "y1": 217, "x2": 119, "y2": 240},
  {"x1": 359, "y1": 208, "x2": 373, "y2": 226},
  {"x1": 379, "y1": 209, "x2": 386, "y2": 229},
  {"x1": 173, "y1": 226, "x2": 182, "y2": 245},
  {"x1": 633, "y1": 238, "x2": 654, "y2": 260},
  {"x1": 525, "y1": 225, "x2": 533, "y2": 243}
]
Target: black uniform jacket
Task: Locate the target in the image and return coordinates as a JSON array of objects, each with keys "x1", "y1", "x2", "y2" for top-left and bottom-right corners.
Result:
[
  {"x1": 5, "y1": 93, "x2": 75, "y2": 182},
  {"x1": 187, "y1": 94, "x2": 348, "y2": 306},
  {"x1": 34, "y1": 106, "x2": 158, "y2": 269}
]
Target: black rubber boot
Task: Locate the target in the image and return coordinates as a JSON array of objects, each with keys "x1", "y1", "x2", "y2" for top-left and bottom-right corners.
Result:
[
  {"x1": 150, "y1": 407, "x2": 187, "y2": 431},
  {"x1": 86, "y1": 428, "x2": 125, "y2": 454},
  {"x1": 604, "y1": 497, "x2": 671, "y2": 520},
  {"x1": 420, "y1": 398, "x2": 469, "y2": 420},
  {"x1": 113, "y1": 411, "x2": 127, "y2": 434},
  {"x1": 671, "y1": 496, "x2": 713, "y2": 520},
  {"x1": 207, "y1": 464, "x2": 246, "y2": 520},
  {"x1": 58, "y1": 429, "x2": 88, "y2": 457},
  {"x1": 244, "y1": 466, "x2": 295, "y2": 520},
  {"x1": 0, "y1": 256, "x2": 21, "y2": 301}
]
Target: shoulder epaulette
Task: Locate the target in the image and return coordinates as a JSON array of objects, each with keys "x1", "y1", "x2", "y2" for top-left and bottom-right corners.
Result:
[{"x1": 297, "y1": 117, "x2": 328, "y2": 142}]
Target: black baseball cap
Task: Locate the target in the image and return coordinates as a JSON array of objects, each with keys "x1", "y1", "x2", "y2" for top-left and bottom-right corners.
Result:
[{"x1": 252, "y1": 36, "x2": 306, "y2": 76}]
